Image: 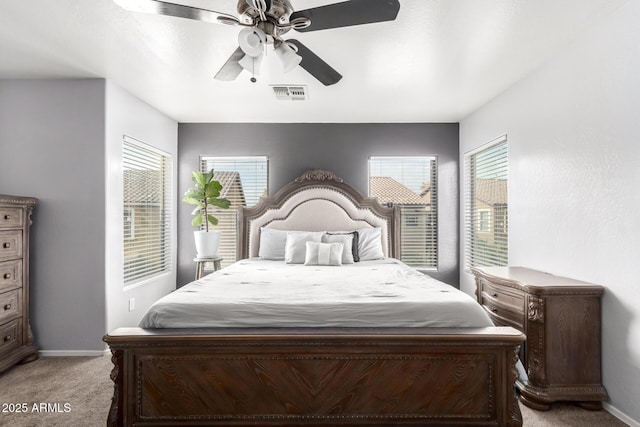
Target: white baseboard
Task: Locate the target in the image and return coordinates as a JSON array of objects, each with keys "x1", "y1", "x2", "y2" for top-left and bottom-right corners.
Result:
[
  {"x1": 38, "y1": 349, "x2": 110, "y2": 357},
  {"x1": 604, "y1": 402, "x2": 640, "y2": 427}
]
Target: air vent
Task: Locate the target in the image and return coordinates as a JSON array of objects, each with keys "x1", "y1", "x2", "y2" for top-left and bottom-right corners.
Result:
[{"x1": 271, "y1": 85, "x2": 307, "y2": 101}]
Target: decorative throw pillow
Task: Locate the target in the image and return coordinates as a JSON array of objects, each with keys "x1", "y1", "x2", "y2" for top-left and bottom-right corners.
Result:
[
  {"x1": 357, "y1": 227, "x2": 385, "y2": 261},
  {"x1": 304, "y1": 242, "x2": 344, "y2": 266},
  {"x1": 326, "y1": 231, "x2": 359, "y2": 262},
  {"x1": 322, "y1": 233, "x2": 354, "y2": 264},
  {"x1": 284, "y1": 232, "x2": 323, "y2": 264}
]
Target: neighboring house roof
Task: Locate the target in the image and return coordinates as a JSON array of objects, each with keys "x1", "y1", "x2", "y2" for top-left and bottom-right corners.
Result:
[
  {"x1": 475, "y1": 178, "x2": 507, "y2": 205},
  {"x1": 420, "y1": 184, "x2": 431, "y2": 200},
  {"x1": 124, "y1": 169, "x2": 247, "y2": 206},
  {"x1": 369, "y1": 176, "x2": 427, "y2": 205},
  {"x1": 213, "y1": 170, "x2": 246, "y2": 206},
  {"x1": 124, "y1": 169, "x2": 163, "y2": 203}
]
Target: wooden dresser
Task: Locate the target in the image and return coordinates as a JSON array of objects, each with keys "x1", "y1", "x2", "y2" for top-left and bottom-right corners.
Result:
[
  {"x1": 0, "y1": 195, "x2": 38, "y2": 373},
  {"x1": 471, "y1": 266, "x2": 608, "y2": 410}
]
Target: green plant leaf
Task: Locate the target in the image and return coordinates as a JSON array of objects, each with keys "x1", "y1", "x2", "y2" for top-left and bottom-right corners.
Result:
[
  {"x1": 192, "y1": 170, "x2": 207, "y2": 186},
  {"x1": 207, "y1": 214, "x2": 219, "y2": 226},
  {"x1": 182, "y1": 197, "x2": 202, "y2": 206},
  {"x1": 191, "y1": 212, "x2": 204, "y2": 227},
  {"x1": 208, "y1": 198, "x2": 231, "y2": 209},
  {"x1": 184, "y1": 187, "x2": 204, "y2": 200},
  {"x1": 205, "y1": 181, "x2": 222, "y2": 198}
]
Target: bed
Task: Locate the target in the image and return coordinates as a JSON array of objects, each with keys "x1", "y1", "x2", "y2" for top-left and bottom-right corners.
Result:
[{"x1": 104, "y1": 169, "x2": 524, "y2": 427}]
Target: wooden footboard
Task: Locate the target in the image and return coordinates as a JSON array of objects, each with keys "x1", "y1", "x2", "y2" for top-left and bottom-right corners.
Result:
[{"x1": 104, "y1": 326, "x2": 524, "y2": 427}]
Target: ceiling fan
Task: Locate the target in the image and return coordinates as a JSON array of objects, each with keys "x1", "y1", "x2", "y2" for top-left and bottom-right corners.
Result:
[{"x1": 114, "y1": 0, "x2": 401, "y2": 86}]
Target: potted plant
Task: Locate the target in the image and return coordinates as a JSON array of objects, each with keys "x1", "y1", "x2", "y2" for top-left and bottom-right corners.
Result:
[{"x1": 183, "y1": 169, "x2": 231, "y2": 258}]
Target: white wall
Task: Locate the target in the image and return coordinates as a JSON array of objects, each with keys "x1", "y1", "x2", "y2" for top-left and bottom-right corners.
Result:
[
  {"x1": 105, "y1": 81, "x2": 178, "y2": 333},
  {"x1": 460, "y1": 1, "x2": 640, "y2": 424},
  {"x1": 0, "y1": 79, "x2": 107, "y2": 352},
  {"x1": 0, "y1": 78, "x2": 177, "y2": 351}
]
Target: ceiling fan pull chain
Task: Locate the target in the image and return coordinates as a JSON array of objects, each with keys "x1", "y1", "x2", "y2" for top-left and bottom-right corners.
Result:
[{"x1": 250, "y1": 56, "x2": 257, "y2": 83}]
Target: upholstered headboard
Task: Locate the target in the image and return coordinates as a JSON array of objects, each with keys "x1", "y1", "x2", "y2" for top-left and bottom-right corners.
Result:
[{"x1": 238, "y1": 170, "x2": 399, "y2": 259}]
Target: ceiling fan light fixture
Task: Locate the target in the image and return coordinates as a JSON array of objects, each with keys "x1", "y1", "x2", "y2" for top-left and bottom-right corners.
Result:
[
  {"x1": 238, "y1": 27, "x2": 266, "y2": 57},
  {"x1": 239, "y1": 52, "x2": 264, "y2": 75},
  {"x1": 275, "y1": 42, "x2": 302, "y2": 73}
]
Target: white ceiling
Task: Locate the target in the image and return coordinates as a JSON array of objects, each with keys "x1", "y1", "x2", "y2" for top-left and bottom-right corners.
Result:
[{"x1": 0, "y1": 0, "x2": 627, "y2": 123}]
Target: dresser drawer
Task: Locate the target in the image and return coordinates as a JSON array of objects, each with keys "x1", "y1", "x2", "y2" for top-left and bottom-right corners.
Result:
[
  {"x1": 0, "y1": 230, "x2": 22, "y2": 261},
  {"x1": 0, "y1": 289, "x2": 21, "y2": 324},
  {"x1": 482, "y1": 301, "x2": 524, "y2": 329},
  {"x1": 0, "y1": 208, "x2": 23, "y2": 229},
  {"x1": 0, "y1": 319, "x2": 21, "y2": 356},
  {"x1": 0, "y1": 260, "x2": 22, "y2": 293},
  {"x1": 480, "y1": 279, "x2": 525, "y2": 314}
]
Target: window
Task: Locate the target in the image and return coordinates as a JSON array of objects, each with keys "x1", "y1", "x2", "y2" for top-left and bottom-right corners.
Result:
[
  {"x1": 124, "y1": 207, "x2": 135, "y2": 240},
  {"x1": 200, "y1": 156, "x2": 268, "y2": 266},
  {"x1": 464, "y1": 135, "x2": 508, "y2": 269},
  {"x1": 478, "y1": 209, "x2": 491, "y2": 232},
  {"x1": 123, "y1": 136, "x2": 172, "y2": 286},
  {"x1": 369, "y1": 157, "x2": 438, "y2": 269}
]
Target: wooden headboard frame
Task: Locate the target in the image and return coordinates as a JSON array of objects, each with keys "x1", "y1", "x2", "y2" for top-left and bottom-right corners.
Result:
[{"x1": 238, "y1": 170, "x2": 400, "y2": 260}]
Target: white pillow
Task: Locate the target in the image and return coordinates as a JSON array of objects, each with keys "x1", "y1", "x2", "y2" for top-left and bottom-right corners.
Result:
[
  {"x1": 284, "y1": 232, "x2": 323, "y2": 264},
  {"x1": 258, "y1": 229, "x2": 324, "y2": 260},
  {"x1": 258, "y1": 228, "x2": 288, "y2": 260},
  {"x1": 304, "y1": 242, "x2": 344, "y2": 266},
  {"x1": 326, "y1": 231, "x2": 359, "y2": 262},
  {"x1": 321, "y1": 233, "x2": 354, "y2": 264},
  {"x1": 357, "y1": 227, "x2": 385, "y2": 261}
]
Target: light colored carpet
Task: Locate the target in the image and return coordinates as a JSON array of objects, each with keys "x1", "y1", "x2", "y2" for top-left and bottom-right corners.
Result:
[{"x1": 0, "y1": 355, "x2": 628, "y2": 427}]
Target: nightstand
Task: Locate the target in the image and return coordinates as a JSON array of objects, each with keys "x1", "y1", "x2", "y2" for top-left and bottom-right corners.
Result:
[{"x1": 194, "y1": 257, "x2": 222, "y2": 280}]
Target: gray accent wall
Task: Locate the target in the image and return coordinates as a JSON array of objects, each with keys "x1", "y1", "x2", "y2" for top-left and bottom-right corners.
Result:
[
  {"x1": 0, "y1": 79, "x2": 107, "y2": 351},
  {"x1": 178, "y1": 123, "x2": 459, "y2": 287}
]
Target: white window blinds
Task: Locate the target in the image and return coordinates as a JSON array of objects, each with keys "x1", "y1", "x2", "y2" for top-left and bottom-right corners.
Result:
[
  {"x1": 464, "y1": 136, "x2": 508, "y2": 269},
  {"x1": 123, "y1": 136, "x2": 172, "y2": 286},
  {"x1": 369, "y1": 157, "x2": 438, "y2": 269},
  {"x1": 200, "y1": 156, "x2": 268, "y2": 266}
]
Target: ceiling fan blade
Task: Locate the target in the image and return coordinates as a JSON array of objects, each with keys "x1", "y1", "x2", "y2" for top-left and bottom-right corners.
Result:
[
  {"x1": 114, "y1": 0, "x2": 239, "y2": 26},
  {"x1": 214, "y1": 47, "x2": 245, "y2": 81},
  {"x1": 286, "y1": 40, "x2": 342, "y2": 86},
  {"x1": 290, "y1": 0, "x2": 400, "y2": 33}
]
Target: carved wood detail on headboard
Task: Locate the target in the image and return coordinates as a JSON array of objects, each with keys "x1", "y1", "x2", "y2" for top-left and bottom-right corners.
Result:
[
  {"x1": 294, "y1": 169, "x2": 344, "y2": 183},
  {"x1": 238, "y1": 170, "x2": 399, "y2": 260}
]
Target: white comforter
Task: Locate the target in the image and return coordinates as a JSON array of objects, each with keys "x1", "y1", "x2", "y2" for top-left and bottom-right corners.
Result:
[{"x1": 139, "y1": 258, "x2": 493, "y2": 328}]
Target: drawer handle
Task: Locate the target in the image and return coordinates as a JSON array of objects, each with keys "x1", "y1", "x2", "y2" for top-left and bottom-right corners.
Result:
[
  {"x1": 3, "y1": 273, "x2": 10, "y2": 280},
  {"x1": 490, "y1": 307, "x2": 498, "y2": 313},
  {"x1": 3, "y1": 335, "x2": 11, "y2": 343},
  {"x1": 3, "y1": 215, "x2": 10, "y2": 220},
  {"x1": 3, "y1": 304, "x2": 11, "y2": 311},
  {"x1": 492, "y1": 293, "x2": 498, "y2": 298},
  {"x1": 2, "y1": 242, "x2": 10, "y2": 249}
]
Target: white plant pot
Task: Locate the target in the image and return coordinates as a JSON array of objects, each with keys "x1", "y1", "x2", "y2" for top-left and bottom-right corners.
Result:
[{"x1": 193, "y1": 230, "x2": 221, "y2": 258}]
